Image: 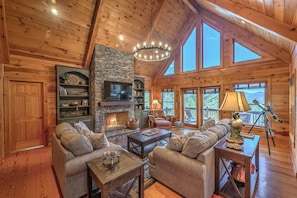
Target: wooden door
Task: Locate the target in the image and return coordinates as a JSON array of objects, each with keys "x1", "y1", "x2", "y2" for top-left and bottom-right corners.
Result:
[{"x1": 9, "y1": 81, "x2": 44, "y2": 151}]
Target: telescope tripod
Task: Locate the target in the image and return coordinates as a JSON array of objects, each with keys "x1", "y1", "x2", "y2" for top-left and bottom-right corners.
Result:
[{"x1": 248, "y1": 111, "x2": 275, "y2": 155}]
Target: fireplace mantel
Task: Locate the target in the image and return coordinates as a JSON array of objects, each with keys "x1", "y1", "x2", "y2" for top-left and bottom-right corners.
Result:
[{"x1": 99, "y1": 101, "x2": 135, "y2": 107}]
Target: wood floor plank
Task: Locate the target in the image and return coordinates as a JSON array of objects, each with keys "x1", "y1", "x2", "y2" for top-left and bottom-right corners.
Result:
[{"x1": 0, "y1": 129, "x2": 296, "y2": 198}]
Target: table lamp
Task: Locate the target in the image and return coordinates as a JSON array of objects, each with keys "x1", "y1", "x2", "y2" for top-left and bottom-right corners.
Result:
[
  {"x1": 152, "y1": 99, "x2": 160, "y2": 110},
  {"x1": 219, "y1": 92, "x2": 251, "y2": 144}
]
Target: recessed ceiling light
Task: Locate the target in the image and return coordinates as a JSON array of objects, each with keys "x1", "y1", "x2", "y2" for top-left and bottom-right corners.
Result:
[
  {"x1": 51, "y1": 8, "x2": 59, "y2": 16},
  {"x1": 241, "y1": 20, "x2": 246, "y2": 24},
  {"x1": 119, "y1": 34, "x2": 124, "y2": 41}
]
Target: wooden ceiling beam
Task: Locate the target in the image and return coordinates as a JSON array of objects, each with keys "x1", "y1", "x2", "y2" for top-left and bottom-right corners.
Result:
[
  {"x1": 83, "y1": 0, "x2": 103, "y2": 68},
  {"x1": 202, "y1": 0, "x2": 297, "y2": 44},
  {"x1": 182, "y1": 0, "x2": 202, "y2": 14},
  {"x1": 0, "y1": 0, "x2": 10, "y2": 64}
]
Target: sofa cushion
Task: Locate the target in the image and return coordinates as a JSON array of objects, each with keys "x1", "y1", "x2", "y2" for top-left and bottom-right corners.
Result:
[
  {"x1": 201, "y1": 118, "x2": 215, "y2": 132},
  {"x1": 61, "y1": 132, "x2": 93, "y2": 156},
  {"x1": 56, "y1": 122, "x2": 78, "y2": 139},
  {"x1": 217, "y1": 118, "x2": 232, "y2": 131},
  {"x1": 166, "y1": 137, "x2": 183, "y2": 152},
  {"x1": 181, "y1": 132, "x2": 216, "y2": 159},
  {"x1": 207, "y1": 125, "x2": 227, "y2": 139},
  {"x1": 84, "y1": 131, "x2": 110, "y2": 150},
  {"x1": 167, "y1": 130, "x2": 201, "y2": 152},
  {"x1": 74, "y1": 121, "x2": 91, "y2": 134}
]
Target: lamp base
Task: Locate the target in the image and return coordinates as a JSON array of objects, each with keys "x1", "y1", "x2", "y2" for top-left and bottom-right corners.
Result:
[{"x1": 226, "y1": 135, "x2": 244, "y2": 151}]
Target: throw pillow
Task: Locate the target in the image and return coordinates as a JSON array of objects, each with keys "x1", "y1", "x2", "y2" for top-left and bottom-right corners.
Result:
[
  {"x1": 181, "y1": 134, "x2": 214, "y2": 158},
  {"x1": 180, "y1": 131, "x2": 201, "y2": 144},
  {"x1": 84, "y1": 131, "x2": 110, "y2": 150},
  {"x1": 61, "y1": 131, "x2": 93, "y2": 156},
  {"x1": 56, "y1": 122, "x2": 78, "y2": 139},
  {"x1": 74, "y1": 121, "x2": 91, "y2": 134},
  {"x1": 166, "y1": 137, "x2": 183, "y2": 152},
  {"x1": 201, "y1": 118, "x2": 215, "y2": 132}
]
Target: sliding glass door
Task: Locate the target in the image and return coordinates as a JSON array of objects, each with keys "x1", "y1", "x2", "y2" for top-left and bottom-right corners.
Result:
[
  {"x1": 182, "y1": 89, "x2": 197, "y2": 126},
  {"x1": 201, "y1": 87, "x2": 220, "y2": 123}
]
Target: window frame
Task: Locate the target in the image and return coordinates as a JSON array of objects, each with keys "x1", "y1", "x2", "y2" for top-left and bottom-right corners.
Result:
[
  {"x1": 181, "y1": 26, "x2": 197, "y2": 73},
  {"x1": 161, "y1": 88, "x2": 175, "y2": 116},
  {"x1": 232, "y1": 80, "x2": 270, "y2": 128},
  {"x1": 201, "y1": 22, "x2": 222, "y2": 69}
]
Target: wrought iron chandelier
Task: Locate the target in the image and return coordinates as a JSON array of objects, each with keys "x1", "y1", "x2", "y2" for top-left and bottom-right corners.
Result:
[{"x1": 133, "y1": 0, "x2": 171, "y2": 62}]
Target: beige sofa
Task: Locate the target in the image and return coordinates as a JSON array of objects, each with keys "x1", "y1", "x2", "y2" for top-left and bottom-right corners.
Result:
[
  {"x1": 52, "y1": 122, "x2": 122, "y2": 198},
  {"x1": 149, "y1": 119, "x2": 231, "y2": 198}
]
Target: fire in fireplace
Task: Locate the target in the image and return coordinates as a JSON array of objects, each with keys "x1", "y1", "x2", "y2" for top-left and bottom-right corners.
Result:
[{"x1": 105, "y1": 111, "x2": 128, "y2": 129}]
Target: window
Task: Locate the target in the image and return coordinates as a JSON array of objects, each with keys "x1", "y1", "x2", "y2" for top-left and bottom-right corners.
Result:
[
  {"x1": 144, "y1": 91, "x2": 150, "y2": 110},
  {"x1": 202, "y1": 87, "x2": 220, "y2": 123},
  {"x1": 182, "y1": 28, "x2": 196, "y2": 72},
  {"x1": 162, "y1": 88, "x2": 174, "y2": 115},
  {"x1": 234, "y1": 82, "x2": 266, "y2": 126},
  {"x1": 183, "y1": 89, "x2": 197, "y2": 125},
  {"x1": 202, "y1": 23, "x2": 221, "y2": 68},
  {"x1": 234, "y1": 41, "x2": 261, "y2": 63},
  {"x1": 164, "y1": 60, "x2": 174, "y2": 76}
]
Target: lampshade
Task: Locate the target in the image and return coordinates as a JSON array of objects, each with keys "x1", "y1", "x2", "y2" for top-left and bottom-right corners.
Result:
[
  {"x1": 219, "y1": 92, "x2": 251, "y2": 112},
  {"x1": 152, "y1": 99, "x2": 160, "y2": 106}
]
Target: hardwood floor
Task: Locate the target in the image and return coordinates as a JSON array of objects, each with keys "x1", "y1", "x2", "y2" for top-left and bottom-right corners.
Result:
[{"x1": 0, "y1": 129, "x2": 296, "y2": 198}]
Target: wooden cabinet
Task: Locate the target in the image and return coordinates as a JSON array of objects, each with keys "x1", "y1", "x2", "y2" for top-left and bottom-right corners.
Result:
[
  {"x1": 56, "y1": 65, "x2": 93, "y2": 130},
  {"x1": 134, "y1": 77, "x2": 144, "y2": 110}
]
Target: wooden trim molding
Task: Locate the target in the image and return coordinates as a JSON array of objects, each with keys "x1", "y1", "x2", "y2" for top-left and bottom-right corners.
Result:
[{"x1": 0, "y1": 64, "x2": 4, "y2": 159}]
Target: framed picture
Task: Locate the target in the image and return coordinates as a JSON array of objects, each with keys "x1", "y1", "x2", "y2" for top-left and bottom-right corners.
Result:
[{"x1": 82, "y1": 99, "x2": 88, "y2": 106}]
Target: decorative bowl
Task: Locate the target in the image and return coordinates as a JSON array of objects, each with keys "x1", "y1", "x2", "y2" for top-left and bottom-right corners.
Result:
[{"x1": 103, "y1": 150, "x2": 121, "y2": 168}]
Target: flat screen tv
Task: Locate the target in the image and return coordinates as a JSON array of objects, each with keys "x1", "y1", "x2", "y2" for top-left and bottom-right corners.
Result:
[{"x1": 104, "y1": 81, "x2": 132, "y2": 101}]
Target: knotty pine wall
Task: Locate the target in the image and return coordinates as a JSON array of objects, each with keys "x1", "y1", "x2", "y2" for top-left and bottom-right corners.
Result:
[
  {"x1": 1, "y1": 54, "x2": 82, "y2": 157},
  {"x1": 152, "y1": 11, "x2": 290, "y2": 141}
]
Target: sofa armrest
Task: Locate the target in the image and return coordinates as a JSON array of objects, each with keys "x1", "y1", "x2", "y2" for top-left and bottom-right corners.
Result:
[
  {"x1": 65, "y1": 144, "x2": 122, "y2": 177},
  {"x1": 150, "y1": 146, "x2": 206, "y2": 180},
  {"x1": 52, "y1": 133, "x2": 75, "y2": 163}
]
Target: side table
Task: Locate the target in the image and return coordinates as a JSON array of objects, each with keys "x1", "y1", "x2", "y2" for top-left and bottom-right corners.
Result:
[
  {"x1": 87, "y1": 151, "x2": 144, "y2": 198},
  {"x1": 214, "y1": 135, "x2": 260, "y2": 198}
]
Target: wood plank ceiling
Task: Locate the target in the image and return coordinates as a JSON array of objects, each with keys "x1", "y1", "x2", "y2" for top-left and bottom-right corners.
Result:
[{"x1": 1, "y1": 0, "x2": 297, "y2": 78}]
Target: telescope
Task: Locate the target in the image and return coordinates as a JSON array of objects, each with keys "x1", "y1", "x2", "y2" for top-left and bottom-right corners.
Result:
[{"x1": 252, "y1": 100, "x2": 283, "y2": 123}]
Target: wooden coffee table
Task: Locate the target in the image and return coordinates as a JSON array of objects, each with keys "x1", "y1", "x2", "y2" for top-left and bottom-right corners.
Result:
[
  {"x1": 127, "y1": 128, "x2": 172, "y2": 159},
  {"x1": 87, "y1": 151, "x2": 144, "y2": 198}
]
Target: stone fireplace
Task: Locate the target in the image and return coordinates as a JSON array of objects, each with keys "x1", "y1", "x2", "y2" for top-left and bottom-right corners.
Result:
[
  {"x1": 89, "y1": 44, "x2": 139, "y2": 146},
  {"x1": 105, "y1": 111, "x2": 128, "y2": 129}
]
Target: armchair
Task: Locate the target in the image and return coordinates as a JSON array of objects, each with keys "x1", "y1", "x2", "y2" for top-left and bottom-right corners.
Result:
[{"x1": 148, "y1": 110, "x2": 176, "y2": 129}]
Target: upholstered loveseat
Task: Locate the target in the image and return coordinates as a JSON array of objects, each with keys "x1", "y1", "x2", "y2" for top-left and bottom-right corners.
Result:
[
  {"x1": 52, "y1": 122, "x2": 122, "y2": 198},
  {"x1": 148, "y1": 119, "x2": 231, "y2": 198}
]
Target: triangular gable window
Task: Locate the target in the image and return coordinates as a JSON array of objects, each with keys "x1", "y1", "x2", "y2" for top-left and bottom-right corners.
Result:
[
  {"x1": 164, "y1": 60, "x2": 174, "y2": 76},
  {"x1": 234, "y1": 41, "x2": 262, "y2": 63}
]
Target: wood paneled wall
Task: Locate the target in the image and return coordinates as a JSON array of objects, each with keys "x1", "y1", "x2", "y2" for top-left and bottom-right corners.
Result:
[
  {"x1": 152, "y1": 11, "x2": 290, "y2": 136},
  {"x1": 1, "y1": 55, "x2": 82, "y2": 156}
]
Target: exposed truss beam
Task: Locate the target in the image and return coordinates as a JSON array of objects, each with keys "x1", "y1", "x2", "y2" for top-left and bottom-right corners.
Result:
[
  {"x1": 83, "y1": 0, "x2": 103, "y2": 68},
  {"x1": 202, "y1": 0, "x2": 297, "y2": 44},
  {"x1": 0, "y1": 0, "x2": 10, "y2": 64}
]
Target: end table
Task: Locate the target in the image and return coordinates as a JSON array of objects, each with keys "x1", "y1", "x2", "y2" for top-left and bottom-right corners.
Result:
[{"x1": 214, "y1": 135, "x2": 260, "y2": 198}]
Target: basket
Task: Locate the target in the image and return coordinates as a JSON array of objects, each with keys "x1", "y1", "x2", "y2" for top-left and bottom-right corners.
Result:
[{"x1": 128, "y1": 119, "x2": 139, "y2": 129}]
